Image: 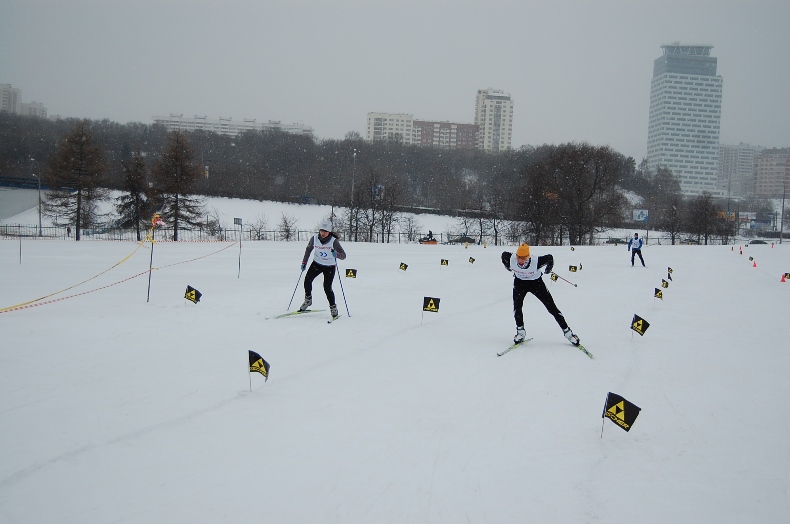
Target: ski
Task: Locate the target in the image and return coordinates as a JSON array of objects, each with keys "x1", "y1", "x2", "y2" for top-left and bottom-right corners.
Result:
[
  {"x1": 327, "y1": 315, "x2": 341, "y2": 323},
  {"x1": 268, "y1": 309, "x2": 325, "y2": 320},
  {"x1": 575, "y1": 343, "x2": 594, "y2": 359},
  {"x1": 497, "y1": 338, "x2": 533, "y2": 357}
]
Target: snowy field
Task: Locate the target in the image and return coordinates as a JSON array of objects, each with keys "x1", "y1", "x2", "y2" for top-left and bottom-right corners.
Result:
[{"x1": 1, "y1": 195, "x2": 790, "y2": 523}]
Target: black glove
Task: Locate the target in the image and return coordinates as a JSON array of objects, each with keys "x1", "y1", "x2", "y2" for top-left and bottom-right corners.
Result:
[
  {"x1": 501, "y1": 252, "x2": 512, "y2": 271},
  {"x1": 544, "y1": 262, "x2": 553, "y2": 274}
]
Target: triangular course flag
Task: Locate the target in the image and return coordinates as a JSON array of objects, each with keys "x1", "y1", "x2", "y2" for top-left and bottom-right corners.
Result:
[
  {"x1": 631, "y1": 314, "x2": 650, "y2": 336},
  {"x1": 249, "y1": 350, "x2": 270, "y2": 382},
  {"x1": 602, "y1": 392, "x2": 641, "y2": 432},
  {"x1": 661, "y1": 279, "x2": 669, "y2": 289},
  {"x1": 440, "y1": 259, "x2": 449, "y2": 266},
  {"x1": 423, "y1": 297, "x2": 440, "y2": 312},
  {"x1": 399, "y1": 262, "x2": 408, "y2": 271},
  {"x1": 654, "y1": 288, "x2": 663, "y2": 300},
  {"x1": 345, "y1": 268, "x2": 357, "y2": 278},
  {"x1": 569, "y1": 265, "x2": 578, "y2": 272},
  {"x1": 469, "y1": 257, "x2": 475, "y2": 264},
  {"x1": 185, "y1": 285, "x2": 202, "y2": 304}
]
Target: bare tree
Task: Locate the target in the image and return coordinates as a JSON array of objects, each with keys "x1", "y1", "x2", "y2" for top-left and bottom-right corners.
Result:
[
  {"x1": 278, "y1": 213, "x2": 298, "y2": 241},
  {"x1": 248, "y1": 214, "x2": 270, "y2": 240},
  {"x1": 43, "y1": 120, "x2": 108, "y2": 240},
  {"x1": 685, "y1": 192, "x2": 719, "y2": 244}
]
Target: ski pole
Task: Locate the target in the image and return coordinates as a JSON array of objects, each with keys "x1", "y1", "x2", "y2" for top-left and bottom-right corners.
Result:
[
  {"x1": 333, "y1": 250, "x2": 351, "y2": 316},
  {"x1": 287, "y1": 266, "x2": 305, "y2": 310},
  {"x1": 550, "y1": 272, "x2": 578, "y2": 287}
]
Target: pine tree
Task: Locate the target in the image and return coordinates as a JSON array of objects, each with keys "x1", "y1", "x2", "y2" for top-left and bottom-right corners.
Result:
[
  {"x1": 115, "y1": 147, "x2": 153, "y2": 241},
  {"x1": 43, "y1": 120, "x2": 108, "y2": 240},
  {"x1": 150, "y1": 130, "x2": 205, "y2": 241}
]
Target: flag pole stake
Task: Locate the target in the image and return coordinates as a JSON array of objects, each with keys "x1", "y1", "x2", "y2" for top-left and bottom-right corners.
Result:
[{"x1": 146, "y1": 241, "x2": 155, "y2": 303}]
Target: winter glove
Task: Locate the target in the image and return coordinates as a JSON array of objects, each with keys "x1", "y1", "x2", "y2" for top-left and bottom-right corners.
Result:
[
  {"x1": 501, "y1": 252, "x2": 512, "y2": 271},
  {"x1": 544, "y1": 262, "x2": 553, "y2": 274},
  {"x1": 301, "y1": 263, "x2": 306, "y2": 271}
]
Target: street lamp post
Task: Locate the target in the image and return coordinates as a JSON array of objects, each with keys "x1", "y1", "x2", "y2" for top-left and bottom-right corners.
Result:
[
  {"x1": 781, "y1": 174, "x2": 786, "y2": 245},
  {"x1": 30, "y1": 159, "x2": 42, "y2": 236},
  {"x1": 351, "y1": 149, "x2": 357, "y2": 241}
]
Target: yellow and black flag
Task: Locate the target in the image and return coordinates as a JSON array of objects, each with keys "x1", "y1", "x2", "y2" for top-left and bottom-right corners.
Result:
[
  {"x1": 345, "y1": 269, "x2": 357, "y2": 278},
  {"x1": 469, "y1": 257, "x2": 475, "y2": 264},
  {"x1": 185, "y1": 285, "x2": 202, "y2": 304},
  {"x1": 667, "y1": 272, "x2": 673, "y2": 281},
  {"x1": 441, "y1": 259, "x2": 449, "y2": 266},
  {"x1": 602, "y1": 392, "x2": 641, "y2": 432},
  {"x1": 249, "y1": 350, "x2": 270, "y2": 382},
  {"x1": 661, "y1": 279, "x2": 669, "y2": 289},
  {"x1": 668, "y1": 266, "x2": 673, "y2": 274},
  {"x1": 399, "y1": 262, "x2": 408, "y2": 271},
  {"x1": 550, "y1": 273, "x2": 559, "y2": 282},
  {"x1": 423, "y1": 297, "x2": 440, "y2": 313},
  {"x1": 631, "y1": 314, "x2": 650, "y2": 336},
  {"x1": 569, "y1": 265, "x2": 578, "y2": 272},
  {"x1": 654, "y1": 288, "x2": 663, "y2": 300}
]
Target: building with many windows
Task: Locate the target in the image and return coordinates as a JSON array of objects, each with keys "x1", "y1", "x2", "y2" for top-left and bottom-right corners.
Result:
[
  {"x1": 646, "y1": 43, "x2": 723, "y2": 196},
  {"x1": 1, "y1": 84, "x2": 23, "y2": 114},
  {"x1": 366, "y1": 88, "x2": 514, "y2": 151},
  {"x1": 754, "y1": 148, "x2": 790, "y2": 199},
  {"x1": 151, "y1": 114, "x2": 313, "y2": 138},
  {"x1": 21, "y1": 101, "x2": 47, "y2": 118},
  {"x1": 718, "y1": 143, "x2": 762, "y2": 198},
  {"x1": 412, "y1": 120, "x2": 478, "y2": 149},
  {"x1": 366, "y1": 112, "x2": 415, "y2": 144},
  {"x1": 474, "y1": 88, "x2": 514, "y2": 152}
]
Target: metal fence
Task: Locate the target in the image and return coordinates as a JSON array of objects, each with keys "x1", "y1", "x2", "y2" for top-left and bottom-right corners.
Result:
[{"x1": 2, "y1": 224, "x2": 745, "y2": 246}]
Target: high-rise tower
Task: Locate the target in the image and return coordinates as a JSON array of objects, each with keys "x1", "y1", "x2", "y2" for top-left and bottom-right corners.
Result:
[
  {"x1": 474, "y1": 88, "x2": 514, "y2": 152},
  {"x1": 646, "y1": 43, "x2": 723, "y2": 195}
]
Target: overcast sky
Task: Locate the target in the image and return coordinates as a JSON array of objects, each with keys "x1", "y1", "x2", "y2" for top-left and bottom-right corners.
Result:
[{"x1": 2, "y1": 0, "x2": 788, "y2": 161}]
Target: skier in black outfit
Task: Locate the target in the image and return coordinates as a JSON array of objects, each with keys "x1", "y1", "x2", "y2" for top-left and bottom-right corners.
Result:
[
  {"x1": 501, "y1": 243, "x2": 580, "y2": 346},
  {"x1": 299, "y1": 220, "x2": 347, "y2": 319}
]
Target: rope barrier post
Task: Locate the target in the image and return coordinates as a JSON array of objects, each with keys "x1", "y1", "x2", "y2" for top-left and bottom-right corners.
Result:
[
  {"x1": 234, "y1": 218, "x2": 243, "y2": 278},
  {"x1": 146, "y1": 239, "x2": 155, "y2": 303}
]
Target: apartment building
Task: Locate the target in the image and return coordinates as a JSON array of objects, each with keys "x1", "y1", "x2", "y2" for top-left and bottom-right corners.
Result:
[
  {"x1": 366, "y1": 113, "x2": 415, "y2": 145},
  {"x1": 0, "y1": 84, "x2": 22, "y2": 114},
  {"x1": 718, "y1": 143, "x2": 762, "y2": 198},
  {"x1": 474, "y1": 88, "x2": 514, "y2": 152},
  {"x1": 412, "y1": 120, "x2": 477, "y2": 149},
  {"x1": 754, "y1": 148, "x2": 790, "y2": 199},
  {"x1": 152, "y1": 114, "x2": 313, "y2": 138}
]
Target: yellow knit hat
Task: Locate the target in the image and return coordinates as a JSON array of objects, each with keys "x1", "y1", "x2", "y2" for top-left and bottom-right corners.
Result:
[{"x1": 516, "y1": 243, "x2": 530, "y2": 257}]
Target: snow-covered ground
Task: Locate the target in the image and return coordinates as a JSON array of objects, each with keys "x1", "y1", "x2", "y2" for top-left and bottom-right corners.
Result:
[
  {"x1": 1, "y1": 190, "x2": 789, "y2": 523},
  {"x1": 0, "y1": 187, "x2": 790, "y2": 524}
]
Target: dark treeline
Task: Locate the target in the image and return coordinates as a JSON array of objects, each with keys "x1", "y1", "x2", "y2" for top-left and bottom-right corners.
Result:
[{"x1": 3, "y1": 113, "x2": 779, "y2": 244}]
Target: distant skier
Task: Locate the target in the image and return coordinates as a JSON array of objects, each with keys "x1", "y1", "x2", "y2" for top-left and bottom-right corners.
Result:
[
  {"x1": 299, "y1": 220, "x2": 346, "y2": 319},
  {"x1": 501, "y1": 243, "x2": 580, "y2": 346},
  {"x1": 627, "y1": 232, "x2": 645, "y2": 267}
]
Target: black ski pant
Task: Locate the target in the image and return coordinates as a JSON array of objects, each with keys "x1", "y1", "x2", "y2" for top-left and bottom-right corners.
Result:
[
  {"x1": 631, "y1": 249, "x2": 645, "y2": 267},
  {"x1": 512, "y1": 277, "x2": 568, "y2": 331},
  {"x1": 304, "y1": 262, "x2": 337, "y2": 306}
]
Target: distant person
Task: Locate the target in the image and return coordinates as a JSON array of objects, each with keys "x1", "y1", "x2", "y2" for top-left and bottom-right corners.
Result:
[
  {"x1": 628, "y1": 233, "x2": 645, "y2": 267},
  {"x1": 299, "y1": 220, "x2": 347, "y2": 319},
  {"x1": 66, "y1": 226, "x2": 71, "y2": 238},
  {"x1": 501, "y1": 243, "x2": 580, "y2": 346},
  {"x1": 427, "y1": 230, "x2": 434, "y2": 240}
]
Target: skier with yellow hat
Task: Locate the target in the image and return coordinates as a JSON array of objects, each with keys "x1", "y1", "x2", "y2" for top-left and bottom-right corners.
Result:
[{"x1": 501, "y1": 243, "x2": 580, "y2": 346}]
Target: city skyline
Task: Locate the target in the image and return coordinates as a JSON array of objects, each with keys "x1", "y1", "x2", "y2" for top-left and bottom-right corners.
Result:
[{"x1": 2, "y1": 1, "x2": 789, "y2": 161}]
